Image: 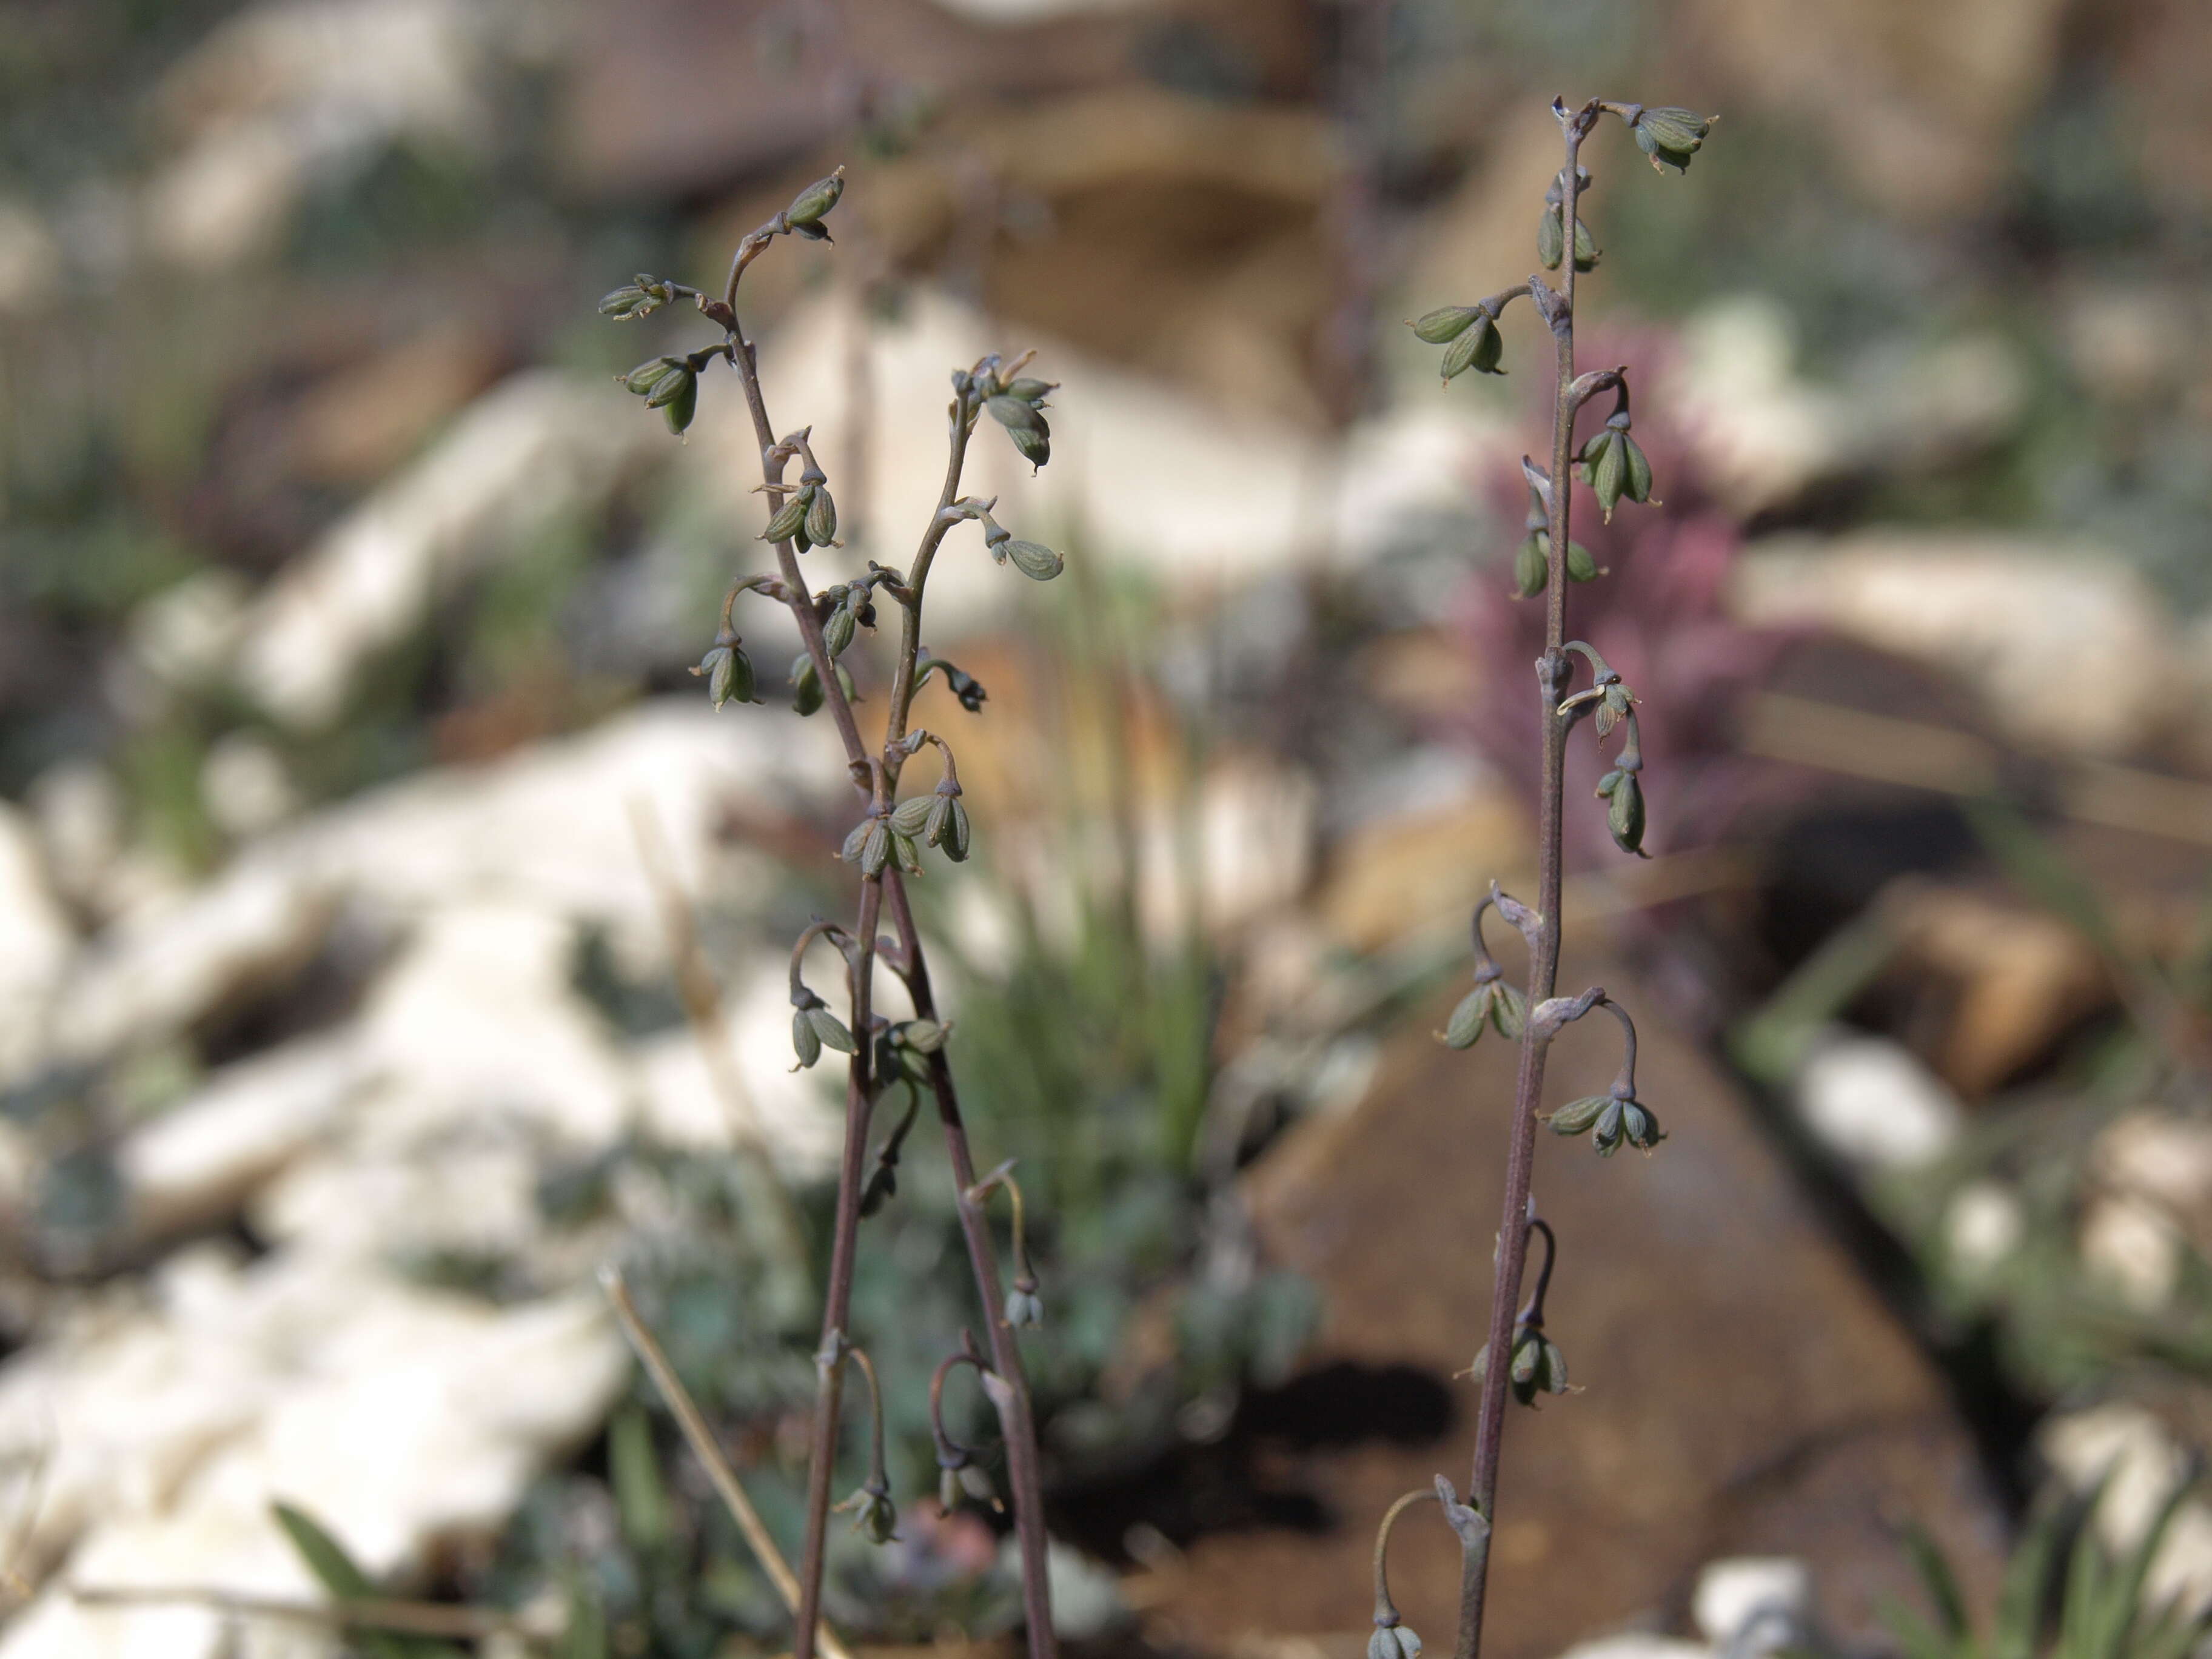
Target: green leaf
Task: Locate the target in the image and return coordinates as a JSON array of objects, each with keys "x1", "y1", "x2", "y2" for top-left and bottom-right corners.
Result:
[
  {"x1": 1902, "y1": 1521, "x2": 1971, "y2": 1644},
  {"x1": 270, "y1": 1502, "x2": 466, "y2": 1659},
  {"x1": 609, "y1": 1405, "x2": 671, "y2": 1551}
]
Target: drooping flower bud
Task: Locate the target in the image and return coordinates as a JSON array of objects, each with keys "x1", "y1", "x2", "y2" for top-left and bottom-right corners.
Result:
[
  {"x1": 805, "y1": 486, "x2": 838, "y2": 547},
  {"x1": 1632, "y1": 107, "x2": 1713, "y2": 173},
  {"x1": 762, "y1": 486, "x2": 816, "y2": 545},
  {"x1": 1004, "y1": 540, "x2": 1064, "y2": 581},
  {"x1": 1369, "y1": 1625, "x2": 1423, "y2": 1659},
  {"x1": 1441, "y1": 312, "x2": 1504, "y2": 382},
  {"x1": 785, "y1": 171, "x2": 845, "y2": 229},
  {"x1": 1410, "y1": 306, "x2": 1481, "y2": 344}
]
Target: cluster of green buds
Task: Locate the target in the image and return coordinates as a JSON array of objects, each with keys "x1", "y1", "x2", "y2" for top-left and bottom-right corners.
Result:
[
  {"x1": 619, "y1": 348, "x2": 719, "y2": 436},
  {"x1": 1573, "y1": 379, "x2": 1654, "y2": 525},
  {"x1": 957, "y1": 359, "x2": 1056, "y2": 472},
  {"x1": 791, "y1": 986, "x2": 857, "y2": 1070},
  {"x1": 690, "y1": 629, "x2": 759, "y2": 709},
  {"x1": 832, "y1": 1340, "x2": 897, "y2": 1544},
  {"x1": 789, "y1": 650, "x2": 855, "y2": 717},
  {"x1": 781, "y1": 169, "x2": 845, "y2": 241},
  {"x1": 760, "y1": 462, "x2": 840, "y2": 552},
  {"x1": 914, "y1": 650, "x2": 987, "y2": 713},
  {"x1": 968, "y1": 1161, "x2": 1043, "y2": 1329},
  {"x1": 1539, "y1": 994, "x2": 1661, "y2": 1155},
  {"x1": 837, "y1": 1478, "x2": 897, "y2": 1543},
  {"x1": 1558, "y1": 642, "x2": 1647, "y2": 857},
  {"x1": 597, "y1": 272, "x2": 679, "y2": 322},
  {"x1": 1412, "y1": 302, "x2": 1504, "y2": 384},
  {"x1": 890, "y1": 780, "x2": 972, "y2": 862},
  {"x1": 1470, "y1": 1323, "x2": 1570, "y2": 1407},
  {"x1": 1511, "y1": 463, "x2": 1600, "y2": 598},
  {"x1": 1369, "y1": 1624, "x2": 1423, "y2": 1659},
  {"x1": 930, "y1": 1340, "x2": 1005, "y2": 1514},
  {"x1": 1537, "y1": 166, "x2": 1599, "y2": 273},
  {"x1": 1625, "y1": 105, "x2": 1714, "y2": 173},
  {"x1": 951, "y1": 497, "x2": 1063, "y2": 581},
  {"x1": 1441, "y1": 900, "x2": 1528, "y2": 1049}
]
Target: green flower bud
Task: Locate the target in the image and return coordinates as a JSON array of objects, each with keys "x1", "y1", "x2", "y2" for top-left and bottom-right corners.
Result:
[
  {"x1": 1513, "y1": 535, "x2": 1547, "y2": 599},
  {"x1": 822, "y1": 603, "x2": 856, "y2": 659},
  {"x1": 1601, "y1": 768, "x2": 1647, "y2": 856},
  {"x1": 793, "y1": 1006, "x2": 821, "y2": 1068},
  {"x1": 693, "y1": 642, "x2": 757, "y2": 709},
  {"x1": 1492, "y1": 982, "x2": 1526, "y2": 1039},
  {"x1": 1621, "y1": 1100, "x2": 1662, "y2": 1150},
  {"x1": 1593, "y1": 1097, "x2": 1627, "y2": 1156},
  {"x1": 1534, "y1": 1336, "x2": 1568, "y2": 1396},
  {"x1": 1592, "y1": 429, "x2": 1628, "y2": 521},
  {"x1": 890, "y1": 830, "x2": 924, "y2": 876},
  {"x1": 1442, "y1": 984, "x2": 1494, "y2": 1049},
  {"x1": 599, "y1": 278, "x2": 669, "y2": 321},
  {"x1": 1004, "y1": 377, "x2": 1057, "y2": 404},
  {"x1": 891, "y1": 796, "x2": 934, "y2": 836},
  {"x1": 860, "y1": 819, "x2": 891, "y2": 879},
  {"x1": 944, "y1": 799, "x2": 972, "y2": 860},
  {"x1": 660, "y1": 372, "x2": 698, "y2": 435},
  {"x1": 1005, "y1": 420, "x2": 1050, "y2": 471},
  {"x1": 1546, "y1": 1095, "x2": 1610, "y2": 1137},
  {"x1": 837, "y1": 1482, "x2": 896, "y2": 1544},
  {"x1": 785, "y1": 172, "x2": 845, "y2": 229},
  {"x1": 1441, "y1": 313, "x2": 1503, "y2": 382},
  {"x1": 643, "y1": 361, "x2": 694, "y2": 411},
  {"x1": 1411, "y1": 306, "x2": 1480, "y2": 344},
  {"x1": 1634, "y1": 107, "x2": 1712, "y2": 173},
  {"x1": 791, "y1": 654, "x2": 823, "y2": 716},
  {"x1": 1565, "y1": 541, "x2": 1600, "y2": 582},
  {"x1": 806, "y1": 1005, "x2": 856, "y2": 1054},
  {"x1": 805, "y1": 487, "x2": 837, "y2": 547},
  {"x1": 762, "y1": 486, "x2": 815, "y2": 545},
  {"x1": 1370, "y1": 1623, "x2": 1423, "y2": 1659},
  {"x1": 1004, "y1": 540, "x2": 1064, "y2": 581},
  {"x1": 622, "y1": 357, "x2": 681, "y2": 396},
  {"x1": 1005, "y1": 1285, "x2": 1044, "y2": 1328},
  {"x1": 898, "y1": 1018, "x2": 947, "y2": 1053},
  {"x1": 987, "y1": 394, "x2": 1044, "y2": 433},
  {"x1": 1620, "y1": 432, "x2": 1653, "y2": 506}
]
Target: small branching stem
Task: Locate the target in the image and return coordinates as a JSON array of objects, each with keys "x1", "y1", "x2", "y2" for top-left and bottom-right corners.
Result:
[{"x1": 711, "y1": 210, "x2": 1055, "y2": 1659}]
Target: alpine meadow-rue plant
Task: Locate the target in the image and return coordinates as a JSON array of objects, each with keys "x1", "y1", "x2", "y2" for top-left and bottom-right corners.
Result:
[
  {"x1": 597, "y1": 167, "x2": 1065, "y2": 1658},
  {"x1": 1373, "y1": 97, "x2": 1713, "y2": 1659}
]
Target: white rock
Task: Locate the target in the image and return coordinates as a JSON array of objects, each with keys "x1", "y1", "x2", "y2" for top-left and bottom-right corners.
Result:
[
  {"x1": 1792, "y1": 1031, "x2": 1962, "y2": 1171},
  {"x1": 1553, "y1": 1635, "x2": 1711, "y2": 1659},
  {"x1": 127, "y1": 571, "x2": 250, "y2": 693},
  {"x1": 234, "y1": 371, "x2": 660, "y2": 728},
  {"x1": 2079, "y1": 1191, "x2": 2182, "y2": 1312},
  {"x1": 25, "y1": 763, "x2": 126, "y2": 914},
  {"x1": 1730, "y1": 534, "x2": 2180, "y2": 756},
  {"x1": 2041, "y1": 1404, "x2": 2212, "y2": 1614},
  {"x1": 50, "y1": 860, "x2": 335, "y2": 1066},
  {"x1": 117, "y1": 1035, "x2": 368, "y2": 1242},
  {"x1": 1693, "y1": 1557, "x2": 1812, "y2": 1651},
  {"x1": 0, "y1": 803, "x2": 74, "y2": 1084},
  {"x1": 200, "y1": 736, "x2": 301, "y2": 841},
  {"x1": 1943, "y1": 1180, "x2": 2026, "y2": 1279}
]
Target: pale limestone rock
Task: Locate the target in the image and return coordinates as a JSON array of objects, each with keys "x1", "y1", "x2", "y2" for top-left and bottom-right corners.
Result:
[
  {"x1": 1792, "y1": 1031, "x2": 1962, "y2": 1172},
  {"x1": 1692, "y1": 1557, "x2": 1813, "y2": 1651},
  {"x1": 234, "y1": 371, "x2": 659, "y2": 728},
  {"x1": 50, "y1": 860, "x2": 336, "y2": 1066},
  {"x1": 116, "y1": 1036, "x2": 369, "y2": 1242},
  {"x1": 1731, "y1": 534, "x2": 2177, "y2": 756},
  {"x1": 0, "y1": 803, "x2": 74, "y2": 1084}
]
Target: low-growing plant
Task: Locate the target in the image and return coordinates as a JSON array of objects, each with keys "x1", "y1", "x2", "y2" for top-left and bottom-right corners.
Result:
[
  {"x1": 597, "y1": 170, "x2": 1066, "y2": 1655},
  {"x1": 1369, "y1": 96, "x2": 1714, "y2": 1659}
]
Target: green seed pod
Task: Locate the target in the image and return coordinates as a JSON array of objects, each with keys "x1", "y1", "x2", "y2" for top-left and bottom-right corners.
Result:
[
  {"x1": 987, "y1": 394, "x2": 1044, "y2": 432},
  {"x1": 841, "y1": 817, "x2": 871, "y2": 865},
  {"x1": 643, "y1": 361, "x2": 694, "y2": 410},
  {"x1": 1513, "y1": 535, "x2": 1547, "y2": 599},
  {"x1": 1634, "y1": 107, "x2": 1710, "y2": 173},
  {"x1": 892, "y1": 796, "x2": 934, "y2": 836},
  {"x1": 1004, "y1": 377, "x2": 1057, "y2": 404},
  {"x1": 762, "y1": 486, "x2": 815, "y2": 544},
  {"x1": 1571, "y1": 217, "x2": 1598, "y2": 271},
  {"x1": 1412, "y1": 306, "x2": 1480, "y2": 344},
  {"x1": 702, "y1": 643, "x2": 756, "y2": 709},
  {"x1": 791, "y1": 654, "x2": 823, "y2": 716},
  {"x1": 793, "y1": 1007, "x2": 822, "y2": 1068},
  {"x1": 1606, "y1": 771, "x2": 1647, "y2": 856},
  {"x1": 822, "y1": 604, "x2": 856, "y2": 659},
  {"x1": 599, "y1": 281, "x2": 667, "y2": 321},
  {"x1": 785, "y1": 172, "x2": 844, "y2": 227},
  {"x1": 944, "y1": 800, "x2": 971, "y2": 861},
  {"x1": 1593, "y1": 429, "x2": 1628, "y2": 520},
  {"x1": 922, "y1": 792, "x2": 954, "y2": 849},
  {"x1": 1492, "y1": 982, "x2": 1527, "y2": 1039},
  {"x1": 1004, "y1": 540, "x2": 1064, "y2": 581},
  {"x1": 1594, "y1": 1097, "x2": 1629, "y2": 1156},
  {"x1": 1537, "y1": 204, "x2": 1563, "y2": 270},
  {"x1": 1546, "y1": 1094, "x2": 1610, "y2": 1137},
  {"x1": 806, "y1": 1005, "x2": 857, "y2": 1054},
  {"x1": 1441, "y1": 313, "x2": 1503, "y2": 381},
  {"x1": 1577, "y1": 426, "x2": 1612, "y2": 483},
  {"x1": 622, "y1": 357, "x2": 680, "y2": 396},
  {"x1": 1621, "y1": 432, "x2": 1653, "y2": 504},
  {"x1": 1621, "y1": 1100, "x2": 1662, "y2": 1150},
  {"x1": 1007, "y1": 421, "x2": 1050, "y2": 471},
  {"x1": 1443, "y1": 985, "x2": 1493, "y2": 1050},
  {"x1": 1565, "y1": 541, "x2": 1600, "y2": 582},
  {"x1": 860, "y1": 819, "x2": 891, "y2": 879},
  {"x1": 891, "y1": 830, "x2": 924, "y2": 875},
  {"x1": 1370, "y1": 1624, "x2": 1423, "y2": 1659},
  {"x1": 1509, "y1": 1329, "x2": 1540, "y2": 1388},
  {"x1": 805, "y1": 487, "x2": 837, "y2": 546}
]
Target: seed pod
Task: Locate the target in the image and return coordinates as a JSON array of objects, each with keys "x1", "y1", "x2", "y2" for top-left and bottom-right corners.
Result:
[
  {"x1": 1534, "y1": 1336, "x2": 1568, "y2": 1395},
  {"x1": 599, "y1": 280, "x2": 667, "y2": 321},
  {"x1": 1412, "y1": 306, "x2": 1480, "y2": 344},
  {"x1": 643, "y1": 361, "x2": 694, "y2": 409},
  {"x1": 943, "y1": 800, "x2": 971, "y2": 861},
  {"x1": 1006, "y1": 420, "x2": 1050, "y2": 471},
  {"x1": 791, "y1": 654, "x2": 823, "y2": 716},
  {"x1": 792, "y1": 1007, "x2": 822, "y2": 1068},
  {"x1": 806, "y1": 1005, "x2": 857, "y2": 1054},
  {"x1": 785, "y1": 172, "x2": 844, "y2": 228},
  {"x1": 891, "y1": 830, "x2": 924, "y2": 875},
  {"x1": 1370, "y1": 1624, "x2": 1423, "y2": 1659},
  {"x1": 892, "y1": 796, "x2": 934, "y2": 836},
  {"x1": 1513, "y1": 535, "x2": 1547, "y2": 599},
  {"x1": 1537, "y1": 204, "x2": 1563, "y2": 270},
  {"x1": 1510, "y1": 1329, "x2": 1540, "y2": 1389},
  {"x1": 1004, "y1": 377, "x2": 1057, "y2": 404},
  {"x1": 987, "y1": 394, "x2": 1044, "y2": 432},
  {"x1": 1621, "y1": 432, "x2": 1654, "y2": 504},
  {"x1": 1634, "y1": 107, "x2": 1711, "y2": 173},
  {"x1": 860, "y1": 819, "x2": 891, "y2": 879},
  {"x1": 1593, "y1": 428, "x2": 1628, "y2": 520},
  {"x1": 700, "y1": 642, "x2": 757, "y2": 709},
  {"x1": 762, "y1": 487, "x2": 815, "y2": 544},
  {"x1": 1565, "y1": 541, "x2": 1600, "y2": 582},
  {"x1": 1593, "y1": 1097, "x2": 1629, "y2": 1155},
  {"x1": 1443, "y1": 985, "x2": 1494, "y2": 1050},
  {"x1": 1577, "y1": 426, "x2": 1612, "y2": 483},
  {"x1": 1546, "y1": 1094, "x2": 1610, "y2": 1137},
  {"x1": 1441, "y1": 313, "x2": 1503, "y2": 381},
  {"x1": 1605, "y1": 770, "x2": 1647, "y2": 856},
  {"x1": 1492, "y1": 982, "x2": 1527, "y2": 1039},
  {"x1": 822, "y1": 603, "x2": 856, "y2": 659},
  {"x1": 840, "y1": 817, "x2": 871, "y2": 865},
  {"x1": 805, "y1": 487, "x2": 837, "y2": 546},
  {"x1": 622, "y1": 357, "x2": 681, "y2": 396},
  {"x1": 1621, "y1": 1100, "x2": 1662, "y2": 1150},
  {"x1": 1004, "y1": 540, "x2": 1064, "y2": 581}
]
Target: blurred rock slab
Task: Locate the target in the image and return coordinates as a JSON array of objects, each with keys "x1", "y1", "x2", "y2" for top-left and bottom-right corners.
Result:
[{"x1": 1149, "y1": 943, "x2": 2006, "y2": 1659}]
